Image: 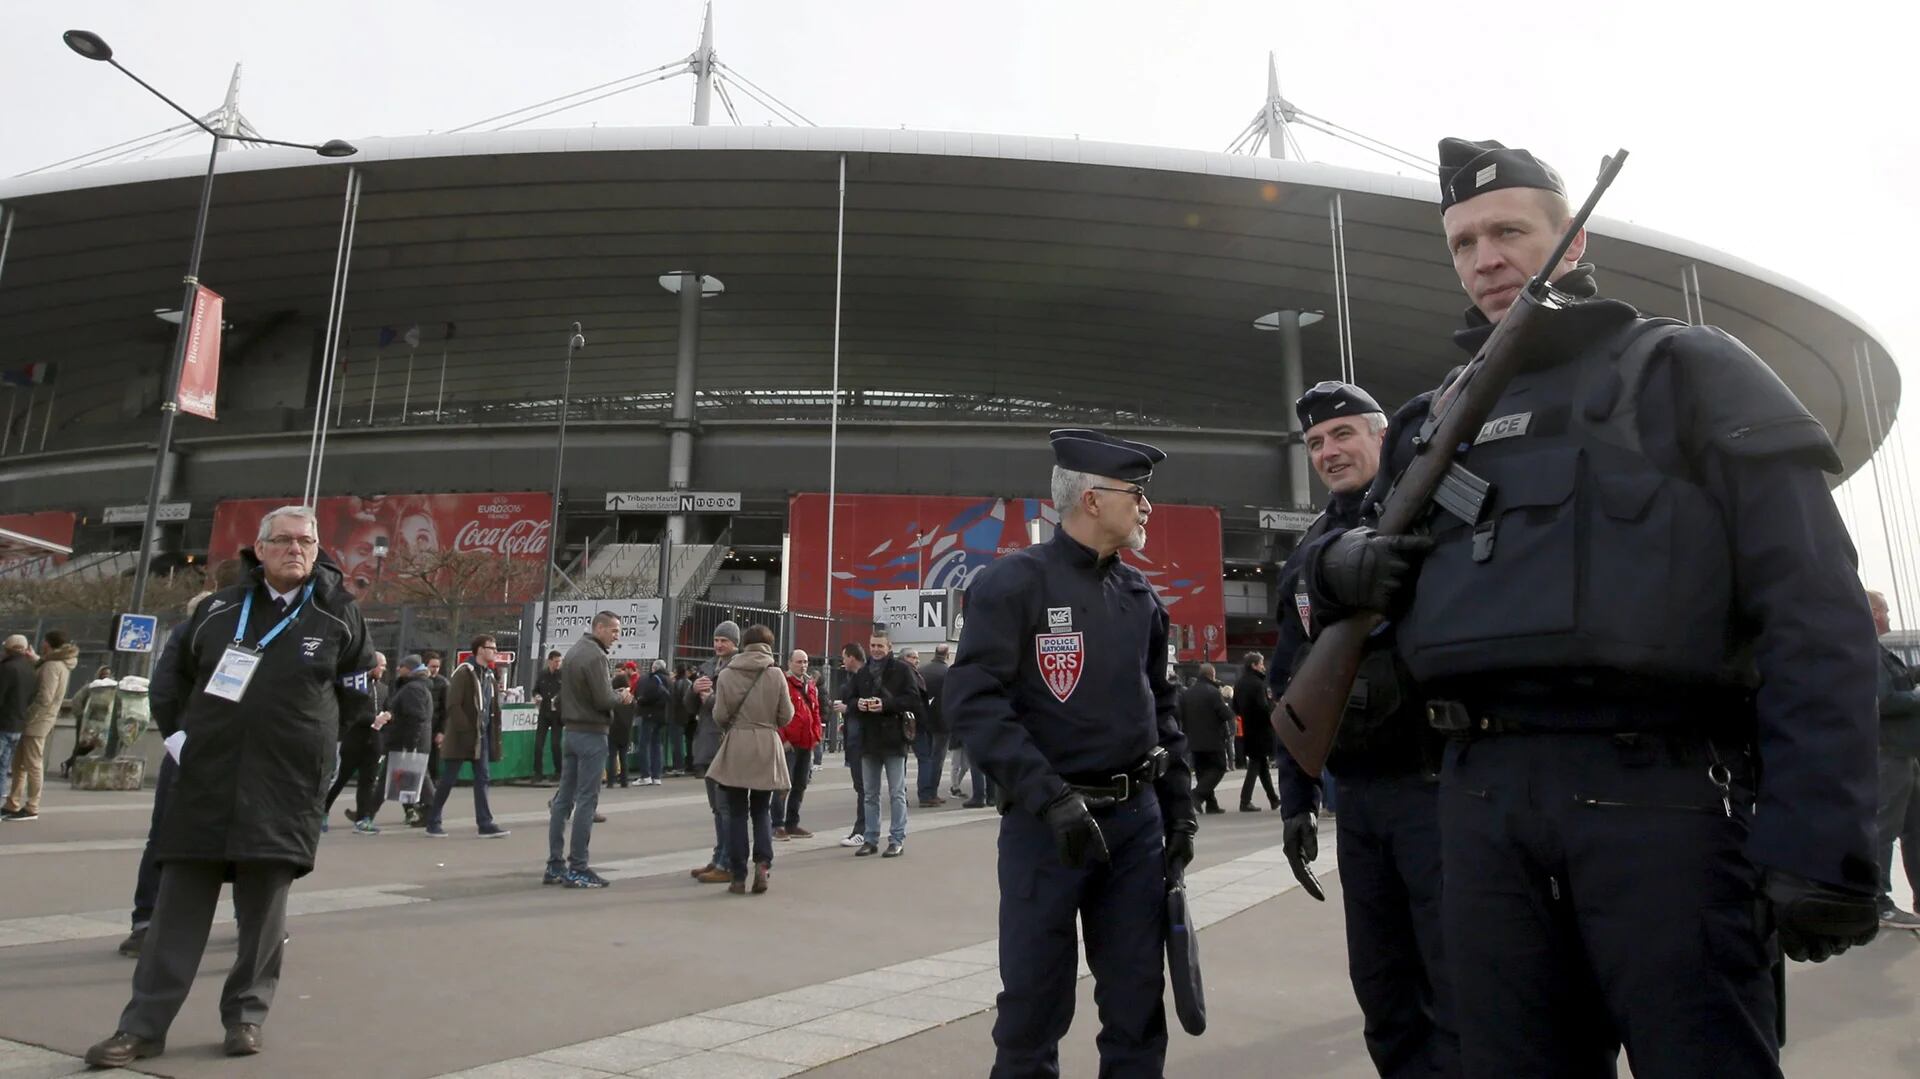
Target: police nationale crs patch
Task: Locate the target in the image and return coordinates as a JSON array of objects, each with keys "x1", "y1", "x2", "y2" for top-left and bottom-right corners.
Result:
[{"x1": 1036, "y1": 632, "x2": 1085, "y2": 703}]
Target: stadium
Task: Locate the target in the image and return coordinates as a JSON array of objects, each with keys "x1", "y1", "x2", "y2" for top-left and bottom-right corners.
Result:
[{"x1": 0, "y1": 32, "x2": 1903, "y2": 665}]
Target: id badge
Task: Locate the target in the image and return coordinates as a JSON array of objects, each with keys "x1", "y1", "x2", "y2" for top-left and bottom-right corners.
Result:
[{"x1": 206, "y1": 645, "x2": 263, "y2": 702}]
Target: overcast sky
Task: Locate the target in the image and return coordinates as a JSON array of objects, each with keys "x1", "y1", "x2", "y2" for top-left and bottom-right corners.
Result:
[{"x1": 5, "y1": 0, "x2": 1917, "y2": 615}]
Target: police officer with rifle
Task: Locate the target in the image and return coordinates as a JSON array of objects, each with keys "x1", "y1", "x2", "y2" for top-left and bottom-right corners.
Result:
[
  {"x1": 1271, "y1": 381, "x2": 1458, "y2": 1078},
  {"x1": 1279, "y1": 139, "x2": 1879, "y2": 1076}
]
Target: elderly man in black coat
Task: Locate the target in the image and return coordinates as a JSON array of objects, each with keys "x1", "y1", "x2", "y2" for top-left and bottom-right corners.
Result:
[{"x1": 86, "y1": 506, "x2": 373, "y2": 1069}]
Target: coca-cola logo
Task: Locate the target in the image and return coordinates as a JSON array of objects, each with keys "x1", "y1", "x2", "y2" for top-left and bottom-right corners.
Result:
[{"x1": 454, "y1": 519, "x2": 550, "y2": 556}]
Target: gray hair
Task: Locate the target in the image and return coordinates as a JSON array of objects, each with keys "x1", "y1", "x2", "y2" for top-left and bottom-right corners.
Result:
[
  {"x1": 256, "y1": 504, "x2": 319, "y2": 544},
  {"x1": 900, "y1": 646, "x2": 920, "y2": 659},
  {"x1": 1364, "y1": 412, "x2": 1390, "y2": 435},
  {"x1": 372, "y1": 651, "x2": 387, "y2": 667},
  {"x1": 652, "y1": 659, "x2": 667, "y2": 672},
  {"x1": 1050, "y1": 467, "x2": 1096, "y2": 519}
]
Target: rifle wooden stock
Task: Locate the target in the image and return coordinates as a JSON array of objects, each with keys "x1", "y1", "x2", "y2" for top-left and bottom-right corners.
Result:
[{"x1": 1271, "y1": 148, "x2": 1630, "y2": 777}]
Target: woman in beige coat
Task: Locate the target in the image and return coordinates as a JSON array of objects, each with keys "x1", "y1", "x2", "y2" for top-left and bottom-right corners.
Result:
[{"x1": 704, "y1": 624, "x2": 793, "y2": 893}]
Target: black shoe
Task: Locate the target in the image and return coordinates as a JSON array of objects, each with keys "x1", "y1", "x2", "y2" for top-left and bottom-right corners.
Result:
[
  {"x1": 84, "y1": 1031, "x2": 164, "y2": 1068},
  {"x1": 543, "y1": 865, "x2": 568, "y2": 886},
  {"x1": 855, "y1": 842, "x2": 879, "y2": 856},
  {"x1": 1239, "y1": 804, "x2": 1262, "y2": 812},
  {"x1": 883, "y1": 842, "x2": 904, "y2": 858},
  {"x1": 565, "y1": 868, "x2": 611, "y2": 889},
  {"x1": 116, "y1": 926, "x2": 146, "y2": 958},
  {"x1": 2, "y1": 809, "x2": 39, "y2": 822},
  {"x1": 223, "y1": 1023, "x2": 262, "y2": 1056},
  {"x1": 962, "y1": 800, "x2": 987, "y2": 809}
]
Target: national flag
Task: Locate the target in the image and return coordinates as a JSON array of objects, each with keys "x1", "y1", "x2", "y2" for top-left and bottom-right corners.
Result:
[
  {"x1": 402, "y1": 324, "x2": 421, "y2": 349},
  {"x1": 444, "y1": 321, "x2": 457, "y2": 341},
  {"x1": 1, "y1": 363, "x2": 50, "y2": 387},
  {"x1": 377, "y1": 326, "x2": 397, "y2": 349}
]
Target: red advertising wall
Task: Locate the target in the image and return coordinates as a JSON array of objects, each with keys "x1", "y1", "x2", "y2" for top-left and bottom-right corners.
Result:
[
  {"x1": 0, "y1": 510, "x2": 75, "y2": 577},
  {"x1": 209, "y1": 493, "x2": 551, "y2": 599},
  {"x1": 788, "y1": 493, "x2": 1225, "y2": 662}
]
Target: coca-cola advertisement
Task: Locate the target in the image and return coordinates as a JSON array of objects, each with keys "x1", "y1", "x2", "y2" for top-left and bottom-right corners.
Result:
[
  {"x1": 209, "y1": 493, "x2": 552, "y2": 600},
  {"x1": 0, "y1": 510, "x2": 75, "y2": 579},
  {"x1": 787, "y1": 493, "x2": 1226, "y2": 662}
]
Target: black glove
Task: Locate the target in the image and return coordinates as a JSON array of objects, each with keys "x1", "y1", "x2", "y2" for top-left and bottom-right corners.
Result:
[
  {"x1": 1043, "y1": 791, "x2": 1111, "y2": 869},
  {"x1": 1164, "y1": 815, "x2": 1197, "y2": 879},
  {"x1": 1764, "y1": 870, "x2": 1877, "y2": 962},
  {"x1": 1282, "y1": 812, "x2": 1325, "y2": 902},
  {"x1": 1315, "y1": 528, "x2": 1433, "y2": 613}
]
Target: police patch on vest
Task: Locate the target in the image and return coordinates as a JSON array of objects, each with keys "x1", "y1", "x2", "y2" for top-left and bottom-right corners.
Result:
[
  {"x1": 1036, "y1": 632, "x2": 1085, "y2": 703},
  {"x1": 1295, "y1": 591, "x2": 1312, "y2": 634},
  {"x1": 1476, "y1": 411, "x2": 1532, "y2": 444}
]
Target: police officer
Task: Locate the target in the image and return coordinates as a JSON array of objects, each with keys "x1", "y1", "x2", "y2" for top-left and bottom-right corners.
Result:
[
  {"x1": 1271, "y1": 381, "x2": 1458, "y2": 1078},
  {"x1": 947, "y1": 428, "x2": 1196, "y2": 1078},
  {"x1": 1301, "y1": 139, "x2": 1880, "y2": 1076}
]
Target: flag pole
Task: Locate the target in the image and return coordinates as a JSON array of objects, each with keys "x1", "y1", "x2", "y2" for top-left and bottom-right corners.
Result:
[{"x1": 39, "y1": 376, "x2": 56, "y2": 451}]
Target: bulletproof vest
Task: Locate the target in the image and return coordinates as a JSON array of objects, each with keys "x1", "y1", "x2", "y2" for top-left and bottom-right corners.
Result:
[{"x1": 1396, "y1": 317, "x2": 1748, "y2": 689}]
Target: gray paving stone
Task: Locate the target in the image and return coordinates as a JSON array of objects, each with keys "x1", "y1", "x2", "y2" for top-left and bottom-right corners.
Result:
[
  {"x1": 622, "y1": 1015, "x2": 771, "y2": 1051},
  {"x1": 725, "y1": 1028, "x2": 875, "y2": 1067},
  {"x1": 533, "y1": 1036, "x2": 691, "y2": 1073}
]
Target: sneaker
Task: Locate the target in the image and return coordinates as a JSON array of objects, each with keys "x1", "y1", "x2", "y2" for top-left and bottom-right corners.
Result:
[
  {"x1": 1879, "y1": 905, "x2": 1920, "y2": 930},
  {"x1": 478, "y1": 826, "x2": 511, "y2": 838},
  {"x1": 424, "y1": 826, "x2": 448, "y2": 838},
  {"x1": 565, "y1": 868, "x2": 610, "y2": 889},
  {"x1": 542, "y1": 865, "x2": 568, "y2": 885},
  {"x1": 84, "y1": 1031, "x2": 165, "y2": 1068},
  {"x1": 3, "y1": 809, "x2": 38, "y2": 822},
  {"x1": 839, "y1": 833, "x2": 866, "y2": 848},
  {"x1": 786, "y1": 826, "x2": 813, "y2": 839},
  {"x1": 883, "y1": 842, "x2": 904, "y2": 858},
  {"x1": 319, "y1": 819, "x2": 329, "y2": 833},
  {"x1": 855, "y1": 842, "x2": 879, "y2": 857},
  {"x1": 116, "y1": 926, "x2": 147, "y2": 958},
  {"x1": 352, "y1": 819, "x2": 380, "y2": 836}
]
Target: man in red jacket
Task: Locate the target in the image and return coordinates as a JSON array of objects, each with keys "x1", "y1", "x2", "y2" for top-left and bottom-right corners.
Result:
[{"x1": 772, "y1": 649, "x2": 823, "y2": 839}]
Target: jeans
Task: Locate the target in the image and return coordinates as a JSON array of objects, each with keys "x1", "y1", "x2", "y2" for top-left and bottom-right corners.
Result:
[
  {"x1": 706, "y1": 777, "x2": 733, "y2": 867},
  {"x1": 547, "y1": 731, "x2": 607, "y2": 872},
  {"x1": 1877, "y1": 749, "x2": 1920, "y2": 903},
  {"x1": 861, "y1": 753, "x2": 909, "y2": 847},
  {"x1": 724, "y1": 785, "x2": 775, "y2": 879},
  {"x1": 0, "y1": 732, "x2": 17, "y2": 791},
  {"x1": 949, "y1": 743, "x2": 968, "y2": 792},
  {"x1": 428, "y1": 753, "x2": 497, "y2": 831},
  {"x1": 914, "y1": 727, "x2": 947, "y2": 801},
  {"x1": 770, "y1": 746, "x2": 813, "y2": 829},
  {"x1": 638, "y1": 716, "x2": 666, "y2": 780},
  {"x1": 848, "y1": 759, "x2": 867, "y2": 837}
]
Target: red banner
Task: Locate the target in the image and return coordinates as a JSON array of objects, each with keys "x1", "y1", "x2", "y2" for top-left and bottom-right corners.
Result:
[
  {"x1": 0, "y1": 510, "x2": 76, "y2": 578},
  {"x1": 209, "y1": 493, "x2": 552, "y2": 600},
  {"x1": 177, "y1": 285, "x2": 223, "y2": 420},
  {"x1": 787, "y1": 493, "x2": 1225, "y2": 662}
]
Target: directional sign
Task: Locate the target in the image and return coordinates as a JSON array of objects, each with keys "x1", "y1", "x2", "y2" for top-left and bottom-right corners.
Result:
[
  {"x1": 1257, "y1": 508, "x2": 1321, "y2": 533},
  {"x1": 532, "y1": 598, "x2": 665, "y2": 661},
  {"x1": 605, "y1": 491, "x2": 742, "y2": 513},
  {"x1": 874, "y1": 588, "x2": 955, "y2": 645},
  {"x1": 103, "y1": 502, "x2": 190, "y2": 525}
]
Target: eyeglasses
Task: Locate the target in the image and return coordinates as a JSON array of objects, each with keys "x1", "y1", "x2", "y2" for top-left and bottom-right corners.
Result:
[
  {"x1": 262, "y1": 535, "x2": 319, "y2": 550},
  {"x1": 1090, "y1": 485, "x2": 1150, "y2": 505}
]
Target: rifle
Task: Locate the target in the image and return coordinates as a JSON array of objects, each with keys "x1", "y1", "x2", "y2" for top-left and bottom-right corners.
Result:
[{"x1": 1272, "y1": 149, "x2": 1631, "y2": 777}]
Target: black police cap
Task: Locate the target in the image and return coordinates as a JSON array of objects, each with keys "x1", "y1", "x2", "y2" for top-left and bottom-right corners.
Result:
[
  {"x1": 1437, "y1": 137, "x2": 1566, "y2": 213},
  {"x1": 1295, "y1": 380, "x2": 1383, "y2": 431},
  {"x1": 1048, "y1": 428, "x2": 1166, "y2": 482}
]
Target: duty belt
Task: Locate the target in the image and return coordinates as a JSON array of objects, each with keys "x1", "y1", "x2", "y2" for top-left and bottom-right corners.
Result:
[
  {"x1": 1427, "y1": 694, "x2": 1742, "y2": 738},
  {"x1": 1061, "y1": 748, "x2": 1169, "y2": 803}
]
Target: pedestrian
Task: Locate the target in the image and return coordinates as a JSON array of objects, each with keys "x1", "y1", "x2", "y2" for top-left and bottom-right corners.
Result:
[
  {"x1": 849, "y1": 627, "x2": 916, "y2": 857},
  {"x1": 770, "y1": 648, "x2": 822, "y2": 839},
  {"x1": 386, "y1": 656, "x2": 437, "y2": 826},
  {"x1": 1177, "y1": 663, "x2": 1233, "y2": 815},
  {"x1": 946, "y1": 428, "x2": 1197, "y2": 1077},
  {"x1": 684, "y1": 622, "x2": 742, "y2": 884},
  {"x1": 1, "y1": 629, "x2": 77, "y2": 822},
  {"x1": 83, "y1": 505, "x2": 374, "y2": 1067},
  {"x1": 607, "y1": 671, "x2": 635, "y2": 788},
  {"x1": 705, "y1": 624, "x2": 794, "y2": 894},
  {"x1": 547, "y1": 612, "x2": 629, "y2": 887},
  {"x1": 1233, "y1": 653, "x2": 1279, "y2": 812},
  {"x1": 0, "y1": 634, "x2": 33, "y2": 797},
  {"x1": 834, "y1": 644, "x2": 870, "y2": 847},
  {"x1": 531, "y1": 649, "x2": 564, "y2": 784},
  {"x1": 425, "y1": 636, "x2": 510, "y2": 839},
  {"x1": 323, "y1": 651, "x2": 391, "y2": 834},
  {"x1": 1271, "y1": 380, "x2": 1458, "y2": 1077},
  {"x1": 1867, "y1": 591, "x2": 1920, "y2": 929},
  {"x1": 1298, "y1": 138, "x2": 1880, "y2": 1075},
  {"x1": 635, "y1": 659, "x2": 670, "y2": 785}
]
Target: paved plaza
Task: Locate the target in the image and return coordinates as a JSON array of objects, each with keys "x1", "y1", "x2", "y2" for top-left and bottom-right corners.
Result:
[{"x1": 0, "y1": 775, "x2": 1915, "y2": 1077}]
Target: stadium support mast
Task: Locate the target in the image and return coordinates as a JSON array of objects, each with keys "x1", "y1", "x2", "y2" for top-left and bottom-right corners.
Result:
[
  {"x1": 1265, "y1": 53, "x2": 1293, "y2": 160},
  {"x1": 691, "y1": 2, "x2": 715, "y2": 126}
]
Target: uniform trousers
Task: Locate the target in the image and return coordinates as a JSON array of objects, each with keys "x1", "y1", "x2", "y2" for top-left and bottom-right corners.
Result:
[
  {"x1": 116, "y1": 859, "x2": 295, "y2": 1039},
  {"x1": 992, "y1": 789, "x2": 1167, "y2": 1078},
  {"x1": 1334, "y1": 771, "x2": 1459, "y2": 1078},
  {"x1": 1441, "y1": 733, "x2": 1778, "y2": 1079}
]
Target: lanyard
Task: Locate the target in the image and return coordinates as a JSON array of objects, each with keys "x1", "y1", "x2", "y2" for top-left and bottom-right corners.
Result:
[{"x1": 233, "y1": 583, "x2": 314, "y2": 650}]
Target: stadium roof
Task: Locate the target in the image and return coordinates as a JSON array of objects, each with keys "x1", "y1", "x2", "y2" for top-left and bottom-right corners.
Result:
[{"x1": 0, "y1": 125, "x2": 1900, "y2": 479}]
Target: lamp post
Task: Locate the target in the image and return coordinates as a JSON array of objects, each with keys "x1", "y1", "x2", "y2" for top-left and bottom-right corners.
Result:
[
  {"x1": 62, "y1": 29, "x2": 357, "y2": 621},
  {"x1": 537, "y1": 323, "x2": 587, "y2": 658}
]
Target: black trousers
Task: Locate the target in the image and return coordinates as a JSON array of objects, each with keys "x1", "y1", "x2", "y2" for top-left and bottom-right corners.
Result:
[
  {"x1": 130, "y1": 755, "x2": 177, "y2": 929},
  {"x1": 533, "y1": 710, "x2": 564, "y2": 777},
  {"x1": 324, "y1": 724, "x2": 386, "y2": 822},
  {"x1": 1442, "y1": 734, "x2": 1778, "y2": 1078},
  {"x1": 1336, "y1": 772, "x2": 1460, "y2": 1078},
  {"x1": 1240, "y1": 751, "x2": 1279, "y2": 807},
  {"x1": 1191, "y1": 751, "x2": 1227, "y2": 810},
  {"x1": 117, "y1": 859, "x2": 296, "y2": 1040}
]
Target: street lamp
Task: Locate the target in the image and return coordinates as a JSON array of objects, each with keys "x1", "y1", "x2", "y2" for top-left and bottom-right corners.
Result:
[
  {"x1": 538, "y1": 323, "x2": 587, "y2": 658},
  {"x1": 63, "y1": 28, "x2": 358, "y2": 622}
]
